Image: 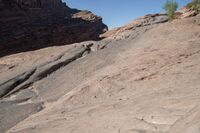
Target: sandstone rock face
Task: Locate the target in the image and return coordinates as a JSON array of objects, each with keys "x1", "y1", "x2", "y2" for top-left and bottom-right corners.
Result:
[
  {"x1": 0, "y1": 0, "x2": 107, "y2": 57},
  {"x1": 0, "y1": 13, "x2": 169, "y2": 133},
  {"x1": 100, "y1": 14, "x2": 168, "y2": 40},
  {"x1": 1, "y1": 1, "x2": 200, "y2": 132},
  {"x1": 1, "y1": 14, "x2": 200, "y2": 133},
  {"x1": 176, "y1": 7, "x2": 197, "y2": 19}
]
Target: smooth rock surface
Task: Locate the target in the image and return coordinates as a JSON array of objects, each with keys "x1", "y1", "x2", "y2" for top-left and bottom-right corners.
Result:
[{"x1": 1, "y1": 14, "x2": 200, "y2": 133}]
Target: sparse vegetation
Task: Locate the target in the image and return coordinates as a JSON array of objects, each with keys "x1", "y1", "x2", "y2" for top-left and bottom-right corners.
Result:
[
  {"x1": 186, "y1": 2, "x2": 194, "y2": 9},
  {"x1": 186, "y1": 0, "x2": 200, "y2": 13},
  {"x1": 163, "y1": 0, "x2": 178, "y2": 21}
]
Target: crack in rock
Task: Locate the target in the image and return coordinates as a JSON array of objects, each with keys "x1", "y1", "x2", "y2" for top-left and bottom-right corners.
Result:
[
  {"x1": 1, "y1": 46, "x2": 92, "y2": 98},
  {"x1": 0, "y1": 68, "x2": 36, "y2": 98}
]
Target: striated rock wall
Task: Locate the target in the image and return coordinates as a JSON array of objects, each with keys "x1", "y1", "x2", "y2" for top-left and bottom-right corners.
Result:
[
  {"x1": 2, "y1": 0, "x2": 65, "y2": 9},
  {"x1": 0, "y1": 0, "x2": 108, "y2": 57},
  {"x1": 100, "y1": 14, "x2": 168, "y2": 40},
  {"x1": 12, "y1": 0, "x2": 63, "y2": 8}
]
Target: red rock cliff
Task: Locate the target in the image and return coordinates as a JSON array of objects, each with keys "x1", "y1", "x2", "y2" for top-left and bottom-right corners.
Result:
[{"x1": 0, "y1": 0, "x2": 108, "y2": 57}]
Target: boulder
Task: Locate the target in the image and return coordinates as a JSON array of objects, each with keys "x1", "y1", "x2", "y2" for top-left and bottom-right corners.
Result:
[{"x1": 176, "y1": 7, "x2": 197, "y2": 19}]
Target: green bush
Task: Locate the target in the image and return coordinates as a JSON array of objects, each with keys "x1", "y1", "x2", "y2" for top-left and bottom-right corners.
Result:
[
  {"x1": 192, "y1": 0, "x2": 200, "y2": 13},
  {"x1": 163, "y1": 0, "x2": 178, "y2": 21},
  {"x1": 186, "y1": 2, "x2": 194, "y2": 9}
]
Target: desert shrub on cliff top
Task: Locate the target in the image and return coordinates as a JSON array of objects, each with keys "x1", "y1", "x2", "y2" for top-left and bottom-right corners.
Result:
[
  {"x1": 186, "y1": 0, "x2": 200, "y2": 13},
  {"x1": 163, "y1": 0, "x2": 178, "y2": 21}
]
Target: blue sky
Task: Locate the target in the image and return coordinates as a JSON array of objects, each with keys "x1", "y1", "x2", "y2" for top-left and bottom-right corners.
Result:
[{"x1": 64, "y1": 0, "x2": 192, "y2": 29}]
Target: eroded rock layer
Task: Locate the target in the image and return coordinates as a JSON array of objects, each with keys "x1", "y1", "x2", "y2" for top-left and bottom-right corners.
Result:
[
  {"x1": 0, "y1": 0, "x2": 107, "y2": 57},
  {"x1": 1, "y1": 14, "x2": 200, "y2": 133}
]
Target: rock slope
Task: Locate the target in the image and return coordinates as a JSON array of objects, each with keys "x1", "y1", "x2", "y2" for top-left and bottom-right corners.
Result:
[
  {"x1": 100, "y1": 14, "x2": 168, "y2": 40},
  {"x1": 1, "y1": 6, "x2": 200, "y2": 133},
  {"x1": 0, "y1": 0, "x2": 107, "y2": 57}
]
